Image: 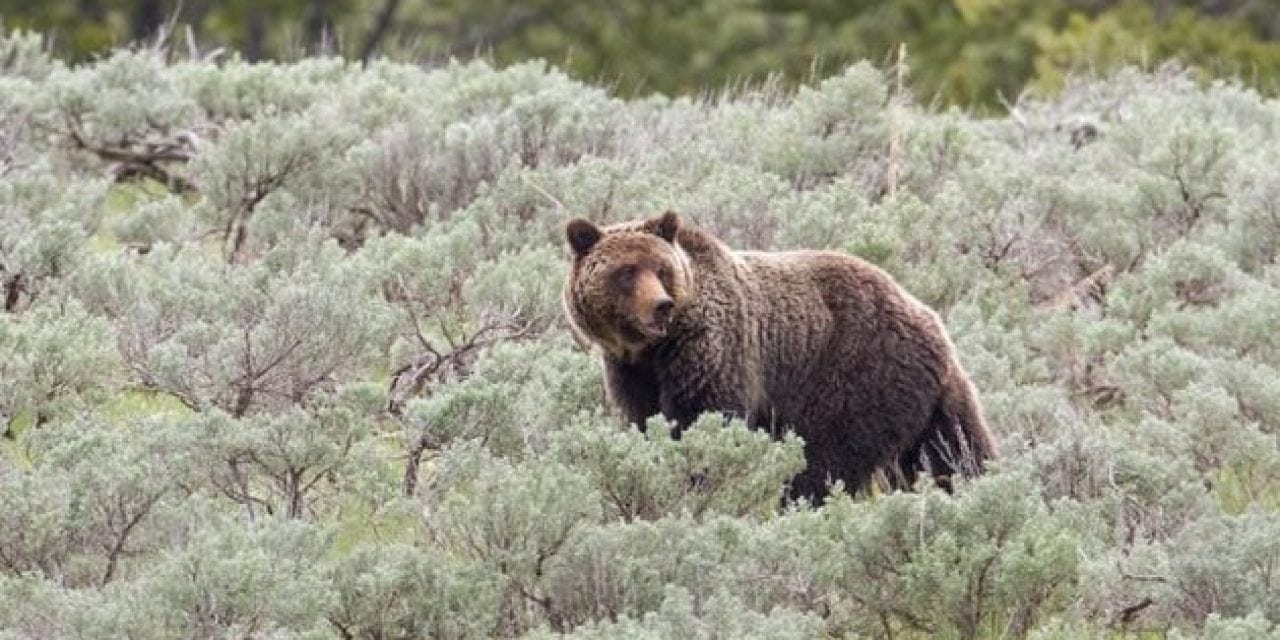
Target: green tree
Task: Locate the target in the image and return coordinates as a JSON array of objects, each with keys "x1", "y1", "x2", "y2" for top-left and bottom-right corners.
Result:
[{"x1": 9, "y1": 1, "x2": 1280, "y2": 106}]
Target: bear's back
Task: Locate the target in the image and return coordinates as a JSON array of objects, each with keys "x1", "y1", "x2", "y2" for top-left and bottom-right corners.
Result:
[{"x1": 732, "y1": 249, "x2": 952, "y2": 425}]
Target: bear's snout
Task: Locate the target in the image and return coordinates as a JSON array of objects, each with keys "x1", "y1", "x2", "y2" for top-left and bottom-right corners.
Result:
[{"x1": 653, "y1": 298, "x2": 675, "y2": 327}]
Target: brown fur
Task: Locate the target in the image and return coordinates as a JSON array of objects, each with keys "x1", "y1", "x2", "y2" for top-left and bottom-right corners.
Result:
[{"x1": 563, "y1": 211, "x2": 999, "y2": 502}]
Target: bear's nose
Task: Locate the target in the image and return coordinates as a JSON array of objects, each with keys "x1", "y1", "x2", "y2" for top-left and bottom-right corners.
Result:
[{"x1": 653, "y1": 298, "x2": 675, "y2": 324}]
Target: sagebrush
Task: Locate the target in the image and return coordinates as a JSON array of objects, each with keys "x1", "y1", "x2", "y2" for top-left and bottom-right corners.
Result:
[{"x1": 2, "y1": 34, "x2": 1280, "y2": 639}]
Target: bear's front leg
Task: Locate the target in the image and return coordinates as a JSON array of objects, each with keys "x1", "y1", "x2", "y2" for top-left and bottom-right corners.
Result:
[
  {"x1": 656, "y1": 357, "x2": 753, "y2": 438},
  {"x1": 603, "y1": 357, "x2": 662, "y2": 429}
]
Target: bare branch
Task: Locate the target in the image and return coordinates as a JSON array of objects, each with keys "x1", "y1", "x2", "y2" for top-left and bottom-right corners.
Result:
[
  {"x1": 1111, "y1": 597, "x2": 1155, "y2": 628},
  {"x1": 1035, "y1": 264, "x2": 1116, "y2": 314},
  {"x1": 62, "y1": 113, "x2": 198, "y2": 194},
  {"x1": 884, "y1": 42, "x2": 908, "y2": 200},
  {"x1": 100, "y1": 490, "x2": 166, "y2": 585}
]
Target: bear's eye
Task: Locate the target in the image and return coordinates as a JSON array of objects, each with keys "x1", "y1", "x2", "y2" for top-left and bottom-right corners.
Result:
[
  {"x1": 614, "y1": 265, "x2": 636, "y2": 286},
  {"x1": 656, "y1": 266, "x2": 671, "y2": 282}
]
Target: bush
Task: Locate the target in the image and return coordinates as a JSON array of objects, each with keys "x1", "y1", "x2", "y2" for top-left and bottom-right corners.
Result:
[{"x1": 3, "y1": 40, "x2": 1279, "y2": 638}]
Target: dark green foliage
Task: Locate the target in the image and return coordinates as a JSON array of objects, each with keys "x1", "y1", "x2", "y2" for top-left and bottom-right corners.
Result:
[{"x1": 8, "y1": 1, "x2": 1280, "y2": 109}]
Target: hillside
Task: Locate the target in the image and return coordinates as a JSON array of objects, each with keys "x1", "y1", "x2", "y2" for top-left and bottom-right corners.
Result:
[{"x1": 2, "y1": 33, "x2": 1280, "y2": 637}]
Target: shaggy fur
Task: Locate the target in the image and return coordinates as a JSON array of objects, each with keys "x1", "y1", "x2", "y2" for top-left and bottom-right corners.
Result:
[{"x1": 563, "y1": 211, "x2": 998, "y2": 502}]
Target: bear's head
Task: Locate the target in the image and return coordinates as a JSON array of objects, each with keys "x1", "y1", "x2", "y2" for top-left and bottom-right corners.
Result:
[{"x1": 562, "y1": 211, "x2": 693, "y2": 356}]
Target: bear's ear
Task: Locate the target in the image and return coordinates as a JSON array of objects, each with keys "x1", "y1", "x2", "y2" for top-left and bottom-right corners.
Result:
[
  {"x1": 565, "y1": 218, "x2": 602, "y2": 257},
  {"x1": 647, "y1": 210, "x2": 680, "y2": 243}
]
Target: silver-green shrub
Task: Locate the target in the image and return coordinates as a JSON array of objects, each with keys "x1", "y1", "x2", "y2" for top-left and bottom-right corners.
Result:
[{"x1": 3, "y1": 37, "x2": 1280, "y2": 639}]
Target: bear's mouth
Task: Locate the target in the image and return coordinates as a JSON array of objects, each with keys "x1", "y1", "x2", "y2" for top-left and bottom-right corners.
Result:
[
  {"x1": 625, "y1": 318, "x2": 672, "y2": 342},
  {"x1": 642, "y1": 321, "x2": 670, "y2": 338}
]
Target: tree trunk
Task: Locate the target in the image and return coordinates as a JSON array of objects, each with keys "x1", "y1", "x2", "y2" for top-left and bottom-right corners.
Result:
[
  {"x1": 245, "y1": 6, "x2": 266, "y2": 61},
  {"x1": 130, "y1": 0, "x2": 165, "y2": 43},
  {"x1": 403, "y1": 435, "x2": 428, "y2": 497},
  {"x1": 287, "y1": 469, "x2": 305, "y2": 518},
  {"x1": 3, "y1": 272, "x2": 24, "y2": 312},
  {"x1": 360, "y1": 0, "x2": 402, "y2": 62},
  {"x1": 303, "y1": 0, "x2": 333, "y2": 56}
]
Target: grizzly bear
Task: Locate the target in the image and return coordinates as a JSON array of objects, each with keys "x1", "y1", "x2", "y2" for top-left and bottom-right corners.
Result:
[{"x1": 562, "y1": 211, "x2": 998, "y2": 502}]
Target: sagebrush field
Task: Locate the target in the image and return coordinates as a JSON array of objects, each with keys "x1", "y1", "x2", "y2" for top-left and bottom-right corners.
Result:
[{"x1": 2, "y1": 31, "x2": 1279, "y2": 638}]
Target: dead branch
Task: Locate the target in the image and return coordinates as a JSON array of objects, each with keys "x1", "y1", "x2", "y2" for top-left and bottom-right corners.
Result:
[
  {"x1": 402, "y1": 432, "x2": 431, "y2": 497},
  {"x1": 1035, "y1": 264, "x2": 1116, "y2": 314},
  {"x1": 100, "y1": 490, "x2": 166, "y2": 586},
  {"x1": 1120, "y1": 572, "x2": 1170, "y2": 583},
  {"x1": 884, "y1": 42, "x2": 907, "y2": 200},
  {"x1": 62, "y1": 113, "x2": 198, "y2": 195},
  {"x1": 2, "y1": 269, "x2": 26, "y2": 313},
  {"x1": 0, "y1": 112, "x2": 25, "y2": 177},
  {"x1": 223, "y1": 144, "x2": 316, "y2": 263},
  {"x1": 393, "y1": 310, "x2": 542, "y2": 497},
  {"x1": 1111, "y1": 597, "x2": 1154, "y2": 628},
  {"x1": 388, "y1": 310, "x2": 540, "y2": 416},
  {"x1": 359, "y1": 0, "x2": 402, "y2": 62}
]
